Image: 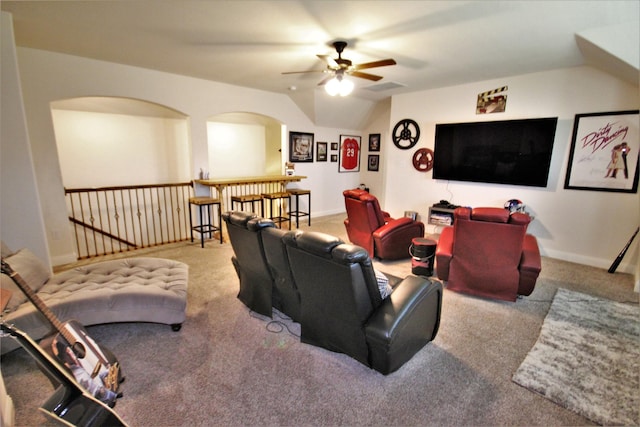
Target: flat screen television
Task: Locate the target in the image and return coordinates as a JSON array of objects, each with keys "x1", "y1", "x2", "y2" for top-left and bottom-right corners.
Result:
[{"x1": 433, "y1": 117, "x2": 558, "y2": 187}]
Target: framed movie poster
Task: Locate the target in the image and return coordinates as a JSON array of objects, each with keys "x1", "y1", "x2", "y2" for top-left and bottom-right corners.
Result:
[
  {"x1": 289, "y1": 131, "x2": 314, "y2": 162},
  {"x1": 564, "y1": 110, "x2": 639, "y2": 193},
  {"x1": 339, "y1": 134, "x2": 361, "y2": 173},
  {"x1": 368, "y1": 155, "x2": 380, "y2": 171},
  {"x1": 316, "y1": 142, "x2": 327, "y2": 162},
  {"x1": 368, "y1": 134, "x2": 381, "y2": 152}
]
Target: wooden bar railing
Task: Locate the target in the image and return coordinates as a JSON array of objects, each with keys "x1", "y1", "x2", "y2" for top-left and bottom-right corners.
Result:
[
  {"x1": 65, "y1": 176, "x2": 307, "y2": 259},
  {"x1": 65, "y1": 182, "x2": 194, "y2": 259}
]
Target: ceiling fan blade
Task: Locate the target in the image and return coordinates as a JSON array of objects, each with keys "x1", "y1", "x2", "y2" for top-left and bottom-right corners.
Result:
[
  {"x1": 282, "y1": 70, "x2": 325, "y2": 75},
  {"x1": 349, "y1": 71, "x2": 383, "y2": 81},
  {"x1": 317, "y1": 54, "x2": 339, "y2": 68},
  {"x1": 317, "y1": 75, "x2": 334, "y2": 86},
  {"x1": 353, "y1": 59, "x2": 397, "y2": 70}
]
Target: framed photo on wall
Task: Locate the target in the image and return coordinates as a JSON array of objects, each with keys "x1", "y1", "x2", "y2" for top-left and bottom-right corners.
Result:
[
  {"x1": 564, "y1": 110, "x2": 639, "y2": 193},
  {"x1": 330, "y1": 154, "x2": 338, "y2": 162},
  {"x1": 331, "y1": 142, "x2": 338, "y2": 151},
  {"x1": 368, "y1": 134, "x2": 381, "y2": 152},
  {"x1": 338, "y1": 134, "x2": 361, "y2": 173},
  {"x1": 368, "y1": 155, "x2": 379, "y2": 171},
  {"x1": 317, "y1": 142, "x2": 327, "y2": 162},
  {"x1": 289, "y1": 131, "x2": 314, "y2": 162}
]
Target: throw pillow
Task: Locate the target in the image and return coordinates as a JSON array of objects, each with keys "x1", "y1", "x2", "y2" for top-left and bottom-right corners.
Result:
[
  {"x1": 374, "y1": 268, "x2": 393, "y2": 299},
  {"x1": 1, "y1": 248, "x2": 51, "y2": 312}
]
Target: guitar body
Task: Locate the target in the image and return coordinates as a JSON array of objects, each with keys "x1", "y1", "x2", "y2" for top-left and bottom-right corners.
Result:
[
  {"x1": 1, "y1": 322, "x2": 128, "y2": 427},
  {"x1": 1, "y1": 260, "x2": 123, "y2": 407},
  {"x1": 48, "y1": 320, "x2": 123, "y2": 406}
]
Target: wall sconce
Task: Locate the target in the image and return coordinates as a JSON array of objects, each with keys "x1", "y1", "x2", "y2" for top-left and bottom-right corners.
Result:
[{"x1": 325, "y1": 75, "x2": 354, "y2": 97}]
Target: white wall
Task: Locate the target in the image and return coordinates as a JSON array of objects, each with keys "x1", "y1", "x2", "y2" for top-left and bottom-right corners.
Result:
[
  {"x1": 385, "y1": 67, "x2": 639, "y2": 273},
  {"x1": 8, "y1": 44, "x2": 362, "y2": 265},
  {"x1": 0, "y1": 12, "x2": 50, "y2": 266},
  {"x1": 207, "y1": 122, "x2": 265, "y2": 178},
  {"x1": 52, "y1": 110, "x2": 191, "y2": 187}
]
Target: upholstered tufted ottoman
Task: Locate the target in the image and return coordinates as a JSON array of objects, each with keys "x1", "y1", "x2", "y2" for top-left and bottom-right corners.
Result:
[{"x1": 1, "y1": 256, "x2": 188, "y2": 354}]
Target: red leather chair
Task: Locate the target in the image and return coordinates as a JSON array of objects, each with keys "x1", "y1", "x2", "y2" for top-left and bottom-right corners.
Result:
[
  {"x1": 343, "y1": 189, "x2": 425, "y2": 260},
  {"x1": 435, "y1": 207, "x2": 541, "y2": 302}
]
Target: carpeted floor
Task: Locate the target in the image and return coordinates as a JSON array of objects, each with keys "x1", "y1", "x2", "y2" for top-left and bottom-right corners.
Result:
[
  {"x1": 512, "y1": 288, "x2": 640, "y2": 426},
  {"x1": 1, "y1": 213, "x2": 638, "y2": 426}
]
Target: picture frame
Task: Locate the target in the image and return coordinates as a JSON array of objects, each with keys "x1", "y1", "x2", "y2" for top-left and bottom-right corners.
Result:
[
  {"x1": 330, "y1": 154, "x2": 338, "y2": 162},
  {"x1": 368, "y1": 134, "x2": 381, "y2": 152},
  {"x1": 316, "y1": 142, "x2": 327, "y2": 162},
  {"x1": 331, "y1": 142, "x2": 338, "y2": 151},
  {"x1": 289, "y1": 131, "x2": 314, "y2": 162},
  {"x1": 338, "y1": 134, "x2": 361, "y2": 173},
  {"x1": 368, "y1": 155, "x2": 379, "y2": 171},
  {"x1": 564, "y1": 110, "x2": 639, "y2": 193}
]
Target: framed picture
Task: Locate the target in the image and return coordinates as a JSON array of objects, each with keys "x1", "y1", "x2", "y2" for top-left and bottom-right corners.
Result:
[
  {"x1": 369, "y1": 134, "x2": 381, "y2": 152},
  {"x1": 331, "y1": 142, "x2": 338, "y2": 151},
  {"x1": 339, "y1": 134, "x2": 361, "y2": 173},
  {"x1": 289, "y1": 131, "x2": 314, "y2": 162},
  {"x1": 368, "y1": 155, "x2": 380, "y2": 171},
  {"x1": 317, "y1": 142, "x2": 327, "y2": 162},
  {"x1": 330, "y1": 154, "x2": 338, "y2": 162},
  {"x1": 564, "y1": 110, "x2": 639, "y2": 193}
]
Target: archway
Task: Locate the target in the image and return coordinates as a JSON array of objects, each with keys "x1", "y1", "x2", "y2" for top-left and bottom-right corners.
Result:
[{"x1": 207, "y1": 112, "x2": 284, "y2": 178}]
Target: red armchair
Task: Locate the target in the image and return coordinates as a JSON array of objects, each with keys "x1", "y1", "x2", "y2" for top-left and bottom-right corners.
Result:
[
  {"x1": 435, "y1": 207, "x2": 541, "y2": 302},
  {"x1": 343, "y1": 189, "x2": 425, "y2": 260}
]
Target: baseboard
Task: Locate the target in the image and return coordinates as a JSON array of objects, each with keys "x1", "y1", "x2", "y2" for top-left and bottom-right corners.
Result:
[{"x1": 542, "y1": 248, "x2": 635, "y2": 275}]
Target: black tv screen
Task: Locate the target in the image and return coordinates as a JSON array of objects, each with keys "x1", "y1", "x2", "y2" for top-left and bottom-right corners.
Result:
[{"x1": 433, "y1": 117, "x2": 558, "y2": 187}]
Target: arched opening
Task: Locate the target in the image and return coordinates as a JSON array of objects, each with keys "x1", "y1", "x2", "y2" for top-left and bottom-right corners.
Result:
[
  {"x1": 206, "y1": 112, "x2": 285, "y2": 178},
  {"x1": 50, "y1": 96, "x2": 190, "y2": 188}
]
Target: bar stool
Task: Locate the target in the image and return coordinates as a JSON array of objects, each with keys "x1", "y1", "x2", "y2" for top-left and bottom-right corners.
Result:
[
  {"x1": 287, "y1": 188, "x2": 311, "y2": 228},
  {"x1": 189, "y1": 196, "x2": 223, "y2": 248},
  {"x1": 260, "y1": 191, "x2": 291, "y2": 229},
  {"x1": 230, "y1": 194, "x2": 263, "y2": 216}
]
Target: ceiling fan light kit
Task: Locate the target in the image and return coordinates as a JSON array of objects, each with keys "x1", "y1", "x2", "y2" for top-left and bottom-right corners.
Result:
[{"x1": 325, "y1": 75, "x2": 354, "y2": 96}]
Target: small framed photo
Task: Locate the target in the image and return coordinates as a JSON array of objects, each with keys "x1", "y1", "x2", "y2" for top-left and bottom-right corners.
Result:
[
  {"x1": 369, "y1": 134, "x2": 381, "y2": 152},
  {"x1": 289, "y1": 131, "x2": 314, "y2": 162},
  {"x1": 564, "y1": 110, "x2": 639, "y2": 193},
  {"x1": 316, "y1": 142, "x2": 327, "y2": 162},
  {"x1": 368, "y1": 155, "x2": 380, "y2": 171},
  {"x1": 330, "y1": 154, "x2": 338, "y2": 162},
  {"x1": 331, "y1": 142, "x2": 338, "y2": 151},
  {"x1": 339, "y1": 134, "x2": 361, "y2": 173}
]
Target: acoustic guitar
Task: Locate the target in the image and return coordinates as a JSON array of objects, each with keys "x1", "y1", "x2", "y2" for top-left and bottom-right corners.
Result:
[
  {"x1": 1, "y1": 260, "x2": 122, "y2": 407},
  {"x1": 0, "y1": 321, "x2": 128, "y2": 426}
]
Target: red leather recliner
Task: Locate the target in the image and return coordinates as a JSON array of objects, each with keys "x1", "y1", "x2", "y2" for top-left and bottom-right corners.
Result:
[
  {"x1": 435, "y1": 207, "x2": 541, "y2": 302},
  {"x1": 343, "y1": 189, "x2": 425, "y2": 260}
]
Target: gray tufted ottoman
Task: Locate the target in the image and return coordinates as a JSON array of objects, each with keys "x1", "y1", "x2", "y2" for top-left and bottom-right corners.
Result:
[{"x1": 1, "y1": 254, "x2": 188, "y2": 354}]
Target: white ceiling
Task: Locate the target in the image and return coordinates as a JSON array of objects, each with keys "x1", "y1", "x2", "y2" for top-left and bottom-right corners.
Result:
[{"x1": 3, "y1": 1, "x2": 638, "y2": 128}]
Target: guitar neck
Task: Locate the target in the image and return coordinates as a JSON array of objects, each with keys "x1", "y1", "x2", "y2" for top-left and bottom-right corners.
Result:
[{"x1": 4, "y1": 268, "x2": 75, "y2": 344}]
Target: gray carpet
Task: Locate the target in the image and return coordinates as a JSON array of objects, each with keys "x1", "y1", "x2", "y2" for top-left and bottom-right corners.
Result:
[
  {"x1": 512, "y1": 288, "x2": 640, "y2": 426},
  {"x1": 1, "y1": 214, "x2": 638, "y2": 426}
]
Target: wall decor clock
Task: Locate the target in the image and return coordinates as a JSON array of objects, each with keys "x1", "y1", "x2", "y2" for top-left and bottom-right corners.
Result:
[{"x1": 392, "y1": 119, "x2": 420, "y2": 149}]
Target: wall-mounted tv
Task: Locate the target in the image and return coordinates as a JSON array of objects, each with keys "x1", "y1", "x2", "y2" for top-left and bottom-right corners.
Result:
[{"x1": 433, "y1": 117, "x2": 558, "y2": 187}]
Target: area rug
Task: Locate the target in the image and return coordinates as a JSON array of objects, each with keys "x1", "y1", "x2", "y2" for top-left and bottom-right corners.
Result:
[{"x1": 512, "y1": 288, "x2": 639, "y2": 426}]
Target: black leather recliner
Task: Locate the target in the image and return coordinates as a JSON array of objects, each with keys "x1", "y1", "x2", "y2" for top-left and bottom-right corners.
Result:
[
  {"x1": 222, "y1": 211, "x2": 275, "y2": 317},
  {"x1": 222, "y1": 211, "x2": 302, "y2": 321},
  {"x1": 283, "y1": 230, "x2": 442, "y2": 375}
]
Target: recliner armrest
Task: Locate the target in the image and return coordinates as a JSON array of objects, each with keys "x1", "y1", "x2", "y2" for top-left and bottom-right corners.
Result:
[
  {"x1": 373, "y1": 217, "x2": 418, "y2": 238},
  {"x1": 435, "y1": 226, "x2": 454, "y2": 280},
  {"x1": 520, "y1": 234, "x2": 541, "y2": 273},
  {"x1": 364, "y1": 276, "x2": 442, "y2": 374}
]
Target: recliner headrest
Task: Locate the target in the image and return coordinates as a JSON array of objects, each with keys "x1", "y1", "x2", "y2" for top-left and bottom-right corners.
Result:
[
  {"x1": 471, "y1": 208, "x2": 509, "y2": 223},
  {"x1": 247, "y1": 217, "x2": 276, "y2": 231},
  {"x1": 222, "y1": 211, "x2": 257, "y2": 226},
  {"x1": 283, "y1": 230, "x2": 343, "y2": 259}
]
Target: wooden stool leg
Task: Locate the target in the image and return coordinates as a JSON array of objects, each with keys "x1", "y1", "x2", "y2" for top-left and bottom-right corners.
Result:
[{"x1": 198, "y1": 204, "x2": 205, "y2": 248}]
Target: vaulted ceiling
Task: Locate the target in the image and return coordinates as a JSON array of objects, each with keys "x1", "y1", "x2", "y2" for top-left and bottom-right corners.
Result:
[{"x1": 3, "y1": 1, "x2": 638, "y2": 129}]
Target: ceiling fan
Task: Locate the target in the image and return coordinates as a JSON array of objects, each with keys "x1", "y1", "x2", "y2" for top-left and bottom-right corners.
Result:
[{"x1": 283, "y1": 41, "x2": 396, "y2": 94}]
